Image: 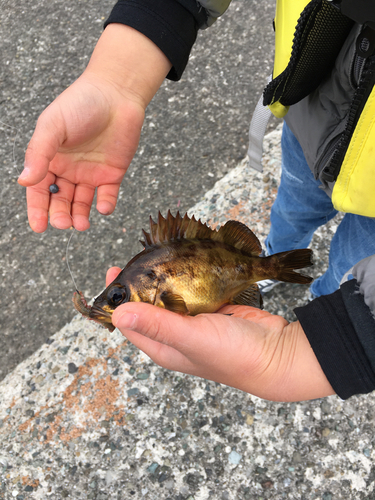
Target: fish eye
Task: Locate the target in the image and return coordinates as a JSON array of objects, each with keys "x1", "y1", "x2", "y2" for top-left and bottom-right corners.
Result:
[{"x1": 107, "y1": 285, "x2": 127, "y2": 307}]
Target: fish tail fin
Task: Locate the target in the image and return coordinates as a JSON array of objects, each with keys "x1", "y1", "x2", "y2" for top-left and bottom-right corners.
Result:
[{"x1": 271, "y1": 249, "x2": 314, "y2": 284}]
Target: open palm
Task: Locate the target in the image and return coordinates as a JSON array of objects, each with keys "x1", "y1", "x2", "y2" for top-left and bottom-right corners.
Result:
[{"x1": 21, "y1": 75, "x2": 145, "y2": 232}]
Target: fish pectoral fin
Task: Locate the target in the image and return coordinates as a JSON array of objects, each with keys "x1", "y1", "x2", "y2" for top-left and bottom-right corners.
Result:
[
  {"x1": 230, "y1": 284, "x2": 263, "y2": 309},
  {"x1": 160, "y1": 291, "x2": 189, "y2": 315}
]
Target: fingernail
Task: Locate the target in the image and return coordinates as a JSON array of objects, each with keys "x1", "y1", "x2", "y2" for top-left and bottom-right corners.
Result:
[
  {"x1": 114, "y1": 311, "x2": 137, "y2": 330},
  {"x1": 18, "y1": 166, "x2": 30, "y2": 181}
]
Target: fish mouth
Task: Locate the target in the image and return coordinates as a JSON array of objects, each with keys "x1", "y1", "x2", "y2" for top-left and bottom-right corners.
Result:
[
  {"x1": 89, "y1": 304, "x2": 116, "y2": 332},
  {"x1": 73, "y1": 290, "x2": 116, "y2": 332}
]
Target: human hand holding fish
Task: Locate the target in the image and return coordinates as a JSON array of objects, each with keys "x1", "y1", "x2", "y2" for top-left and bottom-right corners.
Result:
[
  {"x1": 18, "y1": 25, "x2": 171, "y2": 233},
  {"x1": 73, "y1": 211, "x2": 334, "y2": 402},
  {"x1": 106, "y1": 266, "x2": 334, "y2": 402}
]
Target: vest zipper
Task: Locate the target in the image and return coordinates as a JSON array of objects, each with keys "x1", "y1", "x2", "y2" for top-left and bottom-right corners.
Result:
[
  {"x1": 315, "y1": 135, "x2": 342, "y2": 180},
  {"x1": 321, "y1": 55, "x2": 375, "y2": 183},
  {"x1": 352, "y1": 54, "x2": 366, "y2": 88}
]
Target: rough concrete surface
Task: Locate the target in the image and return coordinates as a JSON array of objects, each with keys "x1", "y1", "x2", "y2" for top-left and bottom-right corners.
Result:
[
  {"x1": 1, "y1": 128, "x2": 374, "y2": 500},
  {"x1": 0, "y1": 0, "x2": 276, "y2": 380}
]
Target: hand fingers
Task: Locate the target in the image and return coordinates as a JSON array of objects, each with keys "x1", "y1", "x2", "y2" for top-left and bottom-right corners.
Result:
[
  {"x1": 26, "y1": 172, "x2": 57, "y2": 233},
  {"x1": 111, "y1": 303, "x2": 261, "y2": 384},
  {"x1": 106, "y1": 267, "x2": 122, "y2": 286},
  {"x1": 113, "y1": 302, "x2": 196, "y2": 348},
  {"x1": 112, "y1": 302, "x2": 231, "y2": 356},
  {"x1": 42, "y1": 177, "x2": 74, "y2": 230},
  {"x1": 96, "y1": 183, "x2": 121, "y2": 215},
  {"x1": 48, "y1": 180, "x2": 96, "y2": 231},
  {"x1": 28, "y1": 176, "x2": 97, "y2": 232},
  {"x1": 218, "y1": 304, "x2": 274, "y2": 321},
  {"x1": 112, "y1": 301, "x2": 278, "y2": 354},
  {"x1": 67, "y1": 183, "x2": 95, "y2": 231},
  {"x1": 20, "y1": 106, "x2": 65, "y2": 187}
]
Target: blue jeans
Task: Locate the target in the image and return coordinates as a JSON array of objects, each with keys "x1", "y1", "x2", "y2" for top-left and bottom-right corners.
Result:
[{"x1": 265, "y1": 123, "x2": 375, "y2": 297}]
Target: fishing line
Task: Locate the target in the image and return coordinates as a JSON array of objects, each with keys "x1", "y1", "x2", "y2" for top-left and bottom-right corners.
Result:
[
  {"x1": 61, "y1": 186, "x2": 83, "y2": 293},
  {"x1": 0, "y1": 120, "x2": 21, "y2": 186},
  {"x1": 65, "y1": 226, "x2": 79, "y2": 292},
  {"x1": 0, "y1": 119, "x2": 21, "y2": 175},
  {"x1": 1, "y1": 118, "x2": 81, "y2": 295}
]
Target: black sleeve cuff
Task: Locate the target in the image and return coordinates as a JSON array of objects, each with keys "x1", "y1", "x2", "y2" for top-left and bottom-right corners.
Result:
[
  {"x1": 294, "y1": 286, "x2": 375, "y2": 399},
  {"x1": 341, "y1": 279, "x2": 375, "y2": 373},
  {"x1": 104, "y1": 0, "x2": 203, "y2": 80}
]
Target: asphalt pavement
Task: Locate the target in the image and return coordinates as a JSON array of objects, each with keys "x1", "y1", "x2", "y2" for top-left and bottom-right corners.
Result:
[{"x1": 0, "y1": 0, "x2": 276, "y2": 380}]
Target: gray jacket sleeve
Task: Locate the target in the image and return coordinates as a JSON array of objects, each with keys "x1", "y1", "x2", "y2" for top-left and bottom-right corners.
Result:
[
  {"x1": 353, "y1": 254, "x2": 375, "y2": 317},
  {"x1": 196, "y1": 0, "x2": 232, "y2": 27}
]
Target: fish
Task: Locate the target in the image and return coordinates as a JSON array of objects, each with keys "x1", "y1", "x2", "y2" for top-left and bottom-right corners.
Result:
[{"x1": 73, "y1": 211, "x2": 314, "y2": 332}]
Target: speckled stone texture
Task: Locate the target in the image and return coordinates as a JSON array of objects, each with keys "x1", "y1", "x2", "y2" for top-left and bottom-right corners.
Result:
[{"x1": 1, "y1": 127, "x2": 374, "y2": 500}]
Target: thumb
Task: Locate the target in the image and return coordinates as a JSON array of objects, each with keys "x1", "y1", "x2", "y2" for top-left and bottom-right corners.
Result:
[
  {"x1": 112, "y1": 302, "x2": 203, "y2": 372},
  {"x1": 19, "y1": 106, "x2": 65, "y2": 186},
  {"x1": 112, "y1": 302, "x2": 194, "y2": 349}
]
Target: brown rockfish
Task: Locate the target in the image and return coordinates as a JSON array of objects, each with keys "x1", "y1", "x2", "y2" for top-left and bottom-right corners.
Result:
[{"x1": 73, "y1": 211, "x2": 313, "y2": 331}]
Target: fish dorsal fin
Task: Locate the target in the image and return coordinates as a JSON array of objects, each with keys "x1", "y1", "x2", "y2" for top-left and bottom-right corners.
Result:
[
  {"x1": 141, "y1": 211, "x2": 261, "y2": 255},
  {"x1": 213, "y1": 220, "x2": 262, "y2": 256},
  {"x1": 141, "y1": 210, "x2": 213, "y2": 248}
]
